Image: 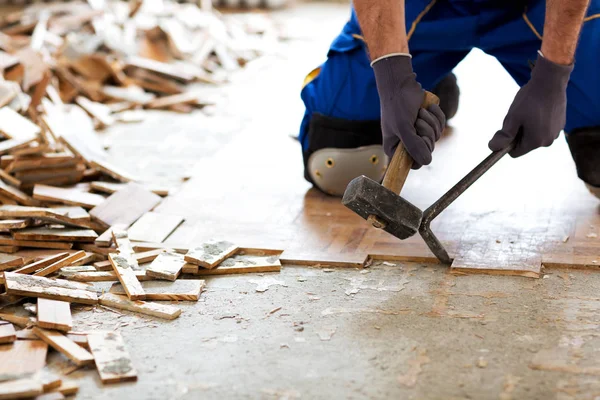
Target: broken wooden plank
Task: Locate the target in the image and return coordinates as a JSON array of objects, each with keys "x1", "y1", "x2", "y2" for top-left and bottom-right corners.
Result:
[
  {"x1": 0, "y1": 169, "x2": 22, "y2": 189},
  {"x1": 146, "y1": 92, "x2": 201, "y2": 110},
  {"x1": 0, "y1": 206, "x2": 91, "y2": 229},
  {"x1": 13, "y1": 253, "x2": 70, "y2": 275},
  {"x1": 58, "y1": 270, "x2": 148, "y2": 282},
  {"x1": 93, "y1": 249, "x2": 165, "y2": 271},
  {"x1": 0, "y1": 180, "x2": 40, "y2": 207},
  {"x1": 33, "y1": 185, "x2": 105, "y2": 209},
  {"x1": 87, "y1": 331, "x2": 136, "y2": 384},
  {"x1": 0, "y1": 322, "x2": 15, "y2": 344},
  {"x1": 89, "y1": 181, "x2": 170, "y2": 197},
  {"x1": 88, "y1": 159, "x2": 137, "y2": 183},
  {"x1": 0, "y1": 340, "x2": 48, "y2": 380},
  {"x1": 0, "y1": 219, "x2": 30, "y2": 231},
  {"x1": 0, "y1": 107, "x2": 40, "y2": 141},
  {"x1": 0, "y1": 236, "x2": 72, "y2": 250},
  {"x1": 127, "y1": 212, "x2": 183, "y2": 243},
  {"x1": 75, "y1": 96, "x2": 114, "y2": 128},
  {"x1": 99, "y1": 293, "x2": 180, "y2": 320},
  {"x1": 111, "y1": 229, "x2": 138, "y2": 269},
  {"x1": 51, "y1": 381, "x2": 78, "y2": 396},
  {"x1": 89, "y1": 183, "x2": 161, "y2": 229},
  {"x1": 34, "y1": 251, "x2": 86, "y2": 277},
  {"x1": 145, "y1": 252, "x2": 185, "y2": 281},
  {"x1": 32, "y1": 327, "x2": 93, "y2": 366},
  {"x1": 37, "y1": 299, "x2": 72, "y2": 332},
  {"x1": 12, "y1": 228, "x2": 97, "y2": 243},
  {"x1": 0, "y1": 253, "x2": 24, "y2": 271},
  {"x1": 184, "y1": 241, "x2": 238, "y2": 269},
  {"x1": 3, "y1": 272, "x2": 98, "y2": 305},
  {"x1": 108, "y1": 253, "x2": 145, "y2": 300},
  {"x1": 109, "y1": 279, "x2": 204, "y2": 301},
  {"x1": 125, "y1": 56, "x2": 195, "y2": 82},
  {"x1": 0, "y1": 313, "x2": 34, "y2": 329},
  {"x1": 0, "y1": 378, "x2": 43, "y2": 400}
]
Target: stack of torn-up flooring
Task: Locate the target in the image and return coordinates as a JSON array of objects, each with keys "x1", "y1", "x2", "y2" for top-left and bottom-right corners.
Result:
[{"x1": 0, "y1": 183, "x2": 284, "y2": 397}]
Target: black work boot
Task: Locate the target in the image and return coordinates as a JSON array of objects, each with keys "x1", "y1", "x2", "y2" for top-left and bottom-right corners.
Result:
[
  {"x1": 566, "y1": 127, "x2": 600, "y2": 199},
  {"x1": 432, "y1": 72, "x2": 460, "y2": 121}
]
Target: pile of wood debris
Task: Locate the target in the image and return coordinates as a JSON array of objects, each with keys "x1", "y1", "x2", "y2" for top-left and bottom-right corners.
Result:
[{"x1": 0, "y1": 0, "x2": 285, "y2": 397}]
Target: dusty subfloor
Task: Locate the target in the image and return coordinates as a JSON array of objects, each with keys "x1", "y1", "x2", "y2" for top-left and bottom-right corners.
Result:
[{"x1": 28, "y1": 2, "x2": 600, "y2": 399}]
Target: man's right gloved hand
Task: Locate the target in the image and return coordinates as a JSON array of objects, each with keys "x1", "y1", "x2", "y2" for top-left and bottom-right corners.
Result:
[{"x1": 372, "y1": 54, "x2": 446, "y2": 169}]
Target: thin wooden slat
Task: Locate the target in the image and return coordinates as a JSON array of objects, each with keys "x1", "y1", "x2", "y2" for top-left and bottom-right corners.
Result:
[
  {"x1": 34, "y1": 251, "x2": 86, "y2": 277},
  {"x1": 94, "y1": 225, "x2": 127, "y2": 248},
  {"x1": 0, "y1": 206, "x2": 91, "y2": 229},
  {"x1": 93, "y1": 249, "x2": 165, "y2": 271},
  {"x1": 108, "y1": 254, "x2": 145, "y2": 300},
  {"x1": 32, "y1": 327, "x2": 94, "y2": 366},
  {"x1": 145, "y1": 252, "x2": 185, "y2": 281},
  {"x1": 0, "y1": 340, "x2": 48, "y2": 379},
  {"x1": 0, "y1": 236, "x2": 72, "y2": 250},
  {"x1": 12, "y1": 228, "x2": 97, "y2": 243},
  {"x1": 13, "y1": 253, "x2": 70, "y2": 275},
  {"x1": 127, "y1": 212, "x2": 183, "y2": 243},
  {"x1": 52, "y1": 381, "x2": 78, "y2": 396},
  {"x1": 0, "y1": 180, "x2": 40, "y2": 207},
  {"x1": 58, "y1": 270, "x2": 149, "y2": 282},
  {"x1": 4, "y1": 272, "x2": 98, "y2": 305},
  {"x1": 0, "y1": 253, "x2": 24, "y2": 271},
  {"x1": 89, "y1": 183, "x2": 161, "y2": 229},
  {"x1": 33, "y1": 184, "x2": 105, "y2": 209},
  {"x1": 89, "y1": 181, "x2": 169, "y2": 197},
  {"x1": 109, "y1": 279, "x2": 204, "y2": 301},
  {"x1": 0, "y1": 378, "x2": 43, "y2": 400},
  {"x1": 0, "y1": 313, "x2": 35, "y2": 329},
  {"x1": 37, "y1": 298, "x2": 72, "y2": 332},
  {"x1": 184, "y1": 240, "x2": 238, "y2": 269},
  {"x1": 0, "y1": 322, "x2": 16, "y2": 344},
  {"x1": 87, "y1": 331, "x2": 137, "y2": 384},
  {"x1": 0, "y1": 219, "x2": 30, "y2": 231},
  {"x1": 111, "y1": 229, "x2": 138, "y2": 269},
  {"x1": 99, "y1": 293, "x2": 181, "y2": 320}
]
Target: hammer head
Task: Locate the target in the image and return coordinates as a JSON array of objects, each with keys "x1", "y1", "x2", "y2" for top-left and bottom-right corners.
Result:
[{"x1": 342, "y1": 176, "x2": 423, "y2": 239}]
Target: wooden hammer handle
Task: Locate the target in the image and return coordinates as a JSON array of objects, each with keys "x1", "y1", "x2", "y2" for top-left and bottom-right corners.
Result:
[{"x1": 381, "y1": 91, "x2": 440, "y2": 194}]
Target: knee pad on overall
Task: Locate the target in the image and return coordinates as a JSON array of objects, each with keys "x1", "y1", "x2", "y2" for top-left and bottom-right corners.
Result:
[
  {"x1": 566, "y1": 126, "x2": 600, "y2": 188},
  {"x1": 303, "y1": 113, "x2": 387, "y2": 197}
]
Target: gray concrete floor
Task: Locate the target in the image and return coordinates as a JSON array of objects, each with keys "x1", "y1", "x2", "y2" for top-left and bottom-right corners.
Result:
[{"x1": 37, "y1": 2, "x2": 600, "y2": 399}]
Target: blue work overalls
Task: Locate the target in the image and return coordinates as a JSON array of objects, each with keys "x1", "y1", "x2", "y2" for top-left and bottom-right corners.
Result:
[{"x1": 299, "y1": 0, "x2": 600, "y2": 152}]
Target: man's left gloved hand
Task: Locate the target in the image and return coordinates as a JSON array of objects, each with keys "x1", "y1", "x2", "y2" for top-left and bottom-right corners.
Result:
[{"x1": 489, "y1": 53, "x2": 574, "y2": 157}]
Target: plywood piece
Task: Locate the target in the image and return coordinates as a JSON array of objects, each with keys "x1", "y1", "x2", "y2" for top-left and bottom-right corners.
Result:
[
  {"x1": 4, "y1": 272, "x2": 98, "y2": 305},
  {"x1": 58, "y1": 270, "x2": 148, "y2": 282},
  {"x1": 94, "y1": 249, "x2": 165, "y2": 271},
  {"x1": 192, "y1": 250, "x2": 282, "y2": 276},
  {"x1": 145, "y1": 252, "x2": 185, "y2": 281},
  {"x1": 13, "y1": 253, "x2": 70, "y2": 275},
  {"x1": 0, "y1": 253, "x2": 24, "y2": 271},
  {"x1": 0, "y1": 340, "x2": 48, "y2": 379},
  {"x1": 0, "y1": 322, "x2": 16, "y2": 344},
  {"x1": 13, "y1": 228, "x2": 97, "y2": 243},
  {"x1": 87, "y1": 331, "x2": 136, "y2": 384},
  {"x1": 90, "y1": 181, "x2": 169, "y2": 197},
  {"x1": 0, "y1": 107, "x2": 40, "y2": 141},
  {"x1": 37, "y1": 299, "x2": 72, "y2": 332},
  {"x1": 0, "y1": 219, "x2": 30, "y2": 231},
  {"x1": 89, "y1": 183, "x2": 161, "y2": 229},
  {"x1": 127, "y1": 212, "x2": 183, "y2": 243},
  {"x1": 99, "y1": 293, "x2": 181, "y2": 320},
  {"x1": 33, "y1": 185, "x2": 105, "y2": 209},
  {"x1": 0, "y1": 378, "x2": 43, "y2": 399},
  {"x1": 108, "y1": 253, "x2": 145, "y2": 300},
  {"x1": 0, "y1": 206, "x2": 91, "y2": 229},
  {"x1": 185, "y1": 241, "x2": 238, "y2": 269},
  {"x1": 32, "y1": 327, "x2": 93, "y2": 366},
  {"x1": 450, "y1": 239, "x2": 542, "y2": 278},
  {"x1": 34, "y1": 251, "x2": 86, "y2": 277},
  {"x1": 109, "y1": 279, "x2": 204, "y2": 301},
  {"x1": 0, "y1": 236, "x2": 72, "y2": 250}
]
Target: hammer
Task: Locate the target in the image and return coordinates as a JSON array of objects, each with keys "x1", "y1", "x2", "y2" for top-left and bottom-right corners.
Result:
[{"x1": 342, "y1": 92, "x2": 515, "y2": 264}]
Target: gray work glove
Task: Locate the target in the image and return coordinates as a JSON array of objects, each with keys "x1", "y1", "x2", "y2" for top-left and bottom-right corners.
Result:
[
  {"x1": 372, "y1": 55, "x2": 446, "y2": 169},
  {"x1": 489, "y1": 53, "x2": 573, "y2": 157}
]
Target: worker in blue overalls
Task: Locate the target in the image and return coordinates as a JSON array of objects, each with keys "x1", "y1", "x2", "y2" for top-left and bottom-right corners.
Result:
[{"x1": 299, "y1": 0, "x2": 600, "y2": 197}]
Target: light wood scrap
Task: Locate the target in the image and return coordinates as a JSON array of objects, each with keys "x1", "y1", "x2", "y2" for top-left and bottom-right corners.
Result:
[
  {"x1": 36, "y1": 298, "x2": 72, "y2": 332},
  {"x1": 16, "y1": 328, "x2": 37, "y2": 340},
  {"x1": 0, "y1": 236, "x2": 72, "y2": 250},
  {"x1": 0, "y1": 340, "x2": 48, "y2": 380},
  {"x1": 145, "y1": 252, "x2": 185, "y2": 281},
  {"x1": 93, "y1": 248, "x2": 165, "y2": 270},
  {"x1": 58, "y1": 270, "x2": 148, "y2": 282},
  {"x1": 89, "y1": 159, "x2": 137, "y2": 183},
  {"x1": 0, "y1": 168, "x2": 22, "y2": 188},
  {"x1": 50, "y1": 206, "x2": 90, "y2": 222},
  {"x1": 0, "y1": 246, "x2": 18, "y2": 253},
  {"x1": 184, "y1": 240, "x2": 238, "y2": 269},
  {"x1": 34, "y1": 392, "x2": 65, "y2": 400},
  {"x1": 34, "y1": 251, "x2": 86, "y2": 277},
  {"x1": 13, "y1": 253, "x2": 70, "y2": 275},
  {"x1": 146, "y1": 92, "x2": 202, "y2": 110},
  {"x1": 125, "y1": 56, "x2": 195, "y2": 83},
  {"x1": 36, "y1": 368, "x2": 62, "y2": 392},
  {"x1": 32, "y1": 327, "x2": 94, "y2": 366},
  {"x1": 87, "y1": 331, "x2": 136, "y2": 384},
  {"x1": 0, "y1": 107, "x2": 40, "y2": 141},
  {"x1": 89, "y1": 183, "x2": 161, "y2": 229},
  {"x1": 3, "y1": 272, "x2": 98, "y2": 305},
  {"x1": 0, "y1": 322, "x2": 16, "y2": 344},
  {"x1": 33, "y1": 184, "x2": 105, "y2": 209},
  {"x1": 0, "y1": 219, "x2": 30, "y2": 231},
  {"x1": 0, "y1": 378, "x2": 43, "y2": 400},
  {"x1": 0, "y1": 253, "x2": 24, "y2": 271},
  {"x1": 0, "y1": 206, "x2": 92, "y2": 229},
  {"x1": 95, "y1": 225, "x2": 126, "y2": 248},
  {"x1": 127, "y1": 212, "x2": 183, "y2": 243},
  {"x1": 0, "y1": 313, "x2": 35, "y2": 329},
  {"x1": 108, "y1": 253, "x2": 145, "y2": 300},
  {"x1": 90, "y1": 181, "x2": 170, "y2": 197},
  {"x1": 4, "y1": 154, "x2": 78, "y2": 173},
  {"x1": 51, "y1": 381, "x2": 78, "y2": 396},
  {"x1": 109, "y1": 279, "x2": 204, "y2": 301},
  {"x1": 0, "y1": 180, "x2": 40, "y2": 207},
  {"x1": 75, "y1": 96, "x2": 114, "y2": 127},
  {"x1": 99, "y1": 293, "x2": 180, "y2": 320},
  {"x1": 13, "y1": 228, "x2": 97, "y2": 243}
]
